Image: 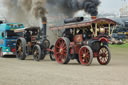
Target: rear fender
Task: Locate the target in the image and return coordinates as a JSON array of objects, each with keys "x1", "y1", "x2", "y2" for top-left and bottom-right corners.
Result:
[
  {"x1": 99, "y1": 37, "x2": 109, "y2": 46},
  {"x1": 99, "y1": 37, "x2": 109, "y2": 43}
]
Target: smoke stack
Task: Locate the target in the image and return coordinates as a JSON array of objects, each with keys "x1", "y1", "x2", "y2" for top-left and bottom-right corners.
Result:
[
  {"x1": 91, "y1": 16, "x2": 97, "y2": 20},
  {"x1": 41, "y1": 17, "x2": 47, "y2": 38}
]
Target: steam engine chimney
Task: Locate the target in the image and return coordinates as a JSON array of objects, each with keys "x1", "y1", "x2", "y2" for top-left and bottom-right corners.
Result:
[
  {"x1": 40, "y1": 16, "x2": 50, "y2": 48},
  {"x1": 41, "y1": 17, "x2": 47, "y2": 39},
  {"x1": 91, "y1": 16, "x2": 97, "y2": 20}
]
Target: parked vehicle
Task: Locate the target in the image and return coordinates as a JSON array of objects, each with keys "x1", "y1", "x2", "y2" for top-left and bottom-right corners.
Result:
[{"x1": 0, "y1": 22, "x2": 24, "y2": 57}]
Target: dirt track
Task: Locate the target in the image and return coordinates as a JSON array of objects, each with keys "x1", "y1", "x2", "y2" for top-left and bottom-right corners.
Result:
[{"x1": 0, "y1": 47, "x2": 128, "y2": 85}]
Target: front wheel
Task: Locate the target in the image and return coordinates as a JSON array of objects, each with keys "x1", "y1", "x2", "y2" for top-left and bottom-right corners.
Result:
[
  {"x1": 97, "y1": 46, "x2": 111, "y2": 65},
  {"x1": 49, "y1": 45, "x2": 56, "y2": 61},
  {"x1": 79, "y1": 46, "x2": 93, "y2": 66},
  {"x1": 33, "y1": 45, "x2": 42, "y2": 61}
]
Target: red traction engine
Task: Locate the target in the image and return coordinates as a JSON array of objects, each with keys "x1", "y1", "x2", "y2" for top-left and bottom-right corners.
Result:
[{"x1": 51, "y1": 17, "x2": 117, "y2": 66}]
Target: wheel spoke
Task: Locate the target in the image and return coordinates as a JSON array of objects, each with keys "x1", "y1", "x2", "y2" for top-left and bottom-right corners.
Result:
[
  {"x1": 63, "y1": 50, "x2": 67, "y2": 53},
  {"x1": 62, "y1": 55, "x2": 65, "y2": 59},
  {"x1": 58, "y1": 40, "x2": 61, "y2": 45},
  {"x1": 85, "y1": 51, "x2": 89, "y2": 56},
  {"x1": 56, "y1": 52, "x2": 60, "y2": 55},
  {"x1": 17, "y1": 41, "x2": 21, "y2": 46},
  {"x1": 63, "y1": 53, "x2": 67, "y2": 57},
  {"x1": 83, "y1": 48, "x2": 86, "y2": 52},
  {"x1": 56, "y1": 45, "x2": 60, "y2": 48},
  {"x1": 103, "y1": 58, "x2": 106, "y2": 63},
  {"x1": 61, "y1": 41, "x2": 65, "y2": 47}
]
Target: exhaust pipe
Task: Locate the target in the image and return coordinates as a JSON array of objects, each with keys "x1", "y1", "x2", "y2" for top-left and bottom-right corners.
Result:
[
  {"x1": 41, "y1": 17, "x2": 47, "y2": 38},
  {"x1": 91, "y1": 16, "x2": 97, "y2": 20},
  {"x1": 40, "y1": 17, "x2": 50, "y2": 48}
]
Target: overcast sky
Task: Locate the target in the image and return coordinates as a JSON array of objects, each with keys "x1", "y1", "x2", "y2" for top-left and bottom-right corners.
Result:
[{"x1": 99, "y1": 0, "x2": 127, "y2": 13}]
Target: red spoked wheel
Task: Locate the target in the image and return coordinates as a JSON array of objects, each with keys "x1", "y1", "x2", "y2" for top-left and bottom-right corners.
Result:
[
  {"x1": 54, "y1": 37, "x2": 70, "y2": 64},
  {"x1": 97, "y1": 46, "x2": 111, "y2": 65},
  {"x1": 79, "y1": 46, "x2": 93, "y2": 66}
]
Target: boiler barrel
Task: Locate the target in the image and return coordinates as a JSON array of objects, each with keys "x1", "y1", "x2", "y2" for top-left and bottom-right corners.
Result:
[{"x1": 64, "y1": 17, "x2": 84, "y2": 24}]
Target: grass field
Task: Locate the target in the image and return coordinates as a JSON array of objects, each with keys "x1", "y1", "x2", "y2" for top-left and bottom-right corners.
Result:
[{"x1": 109, "y1": 43, "x2": 128, "y2": 48}]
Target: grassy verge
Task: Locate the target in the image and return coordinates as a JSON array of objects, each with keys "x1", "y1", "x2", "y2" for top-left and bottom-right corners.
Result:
[{"x1": 109, "y1": 43, "x2": 128, "y2": 48}]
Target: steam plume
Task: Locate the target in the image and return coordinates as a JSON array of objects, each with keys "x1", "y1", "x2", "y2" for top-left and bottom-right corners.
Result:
[
  {"x1": 32, "y1": 0, "x2": 47, "y2": 18},
  {"x1": 3, "y1": 0, "x2": 46, "y2": 25}
]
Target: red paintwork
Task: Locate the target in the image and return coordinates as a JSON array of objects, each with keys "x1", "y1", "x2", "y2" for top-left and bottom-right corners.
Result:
[
  {"x1": 91, "y1": 16, "x2": 97, "y2": 20},
  {"x1": 54, "y1": 38, "x2": 68, "y2": 64},
  {"x1": 93, "y1": 52, "x2": 99, "y2": 58},
  {"x1": 93, "y1": 36, "x2": 109, "y2": 43},
  {"x1": 74, "y1": 45, "x2": 81, "y2": 54},
  {"x1": 99, "y1": 37, "x2": 109, "y2": 43},
  {"x1": 70, "y1": 47, "x2": 74, "y2": 54},
  {"x1": 11, "y1": 48, "x2": 16, "y2": 52},
  {"x1": 46, "y1": 48, "x2": 54, "y2": 52},
  {"x1": 79, "y1": 46, "x2": 90, "y2": 65},
  {"x1": 31, "y1": 36, "x2": 36, "y2": 41},
  {"x1": 69, "y1": 42, "x2": 81, "y2": 54}
]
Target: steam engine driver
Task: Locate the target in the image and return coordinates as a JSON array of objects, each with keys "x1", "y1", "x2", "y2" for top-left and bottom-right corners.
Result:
[
  {"x1": 83, "y1": 28, "x2": 92, "y2": 40},
  {"x1": 62, "y1": 29, "x2": 73, "y2": 41}
]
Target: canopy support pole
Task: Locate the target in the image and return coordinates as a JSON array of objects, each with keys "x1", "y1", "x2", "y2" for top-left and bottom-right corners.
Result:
[
  {"x1": 108, "y1": 24, "x2": 111, "y2": 36},
  {"x1": 111, "y1": 26, "x2": 115, "y2": 37},
  {"x1": 95, "y1": 23, "x2": 98, "y2": 37}
]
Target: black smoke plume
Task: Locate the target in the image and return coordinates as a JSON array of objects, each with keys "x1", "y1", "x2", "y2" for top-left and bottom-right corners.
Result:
[{"x1": 47, "y1": 0, "x2": 100, "y2": 16}]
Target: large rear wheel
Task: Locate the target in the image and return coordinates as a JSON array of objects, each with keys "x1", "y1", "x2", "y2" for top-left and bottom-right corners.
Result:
[
  {"x1": 54, "y1": 37, "x2": 70, "y2": 64},
  {"x1": 97, "y1": 46, "x2": 111, "y2": 65},
  {"x1": 16, "y1": 38, "x2": 26, "y2": 60},
  {"x1": 79, "y1": 46, "x2": 93, "y2": 66}
]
